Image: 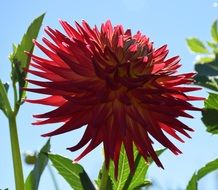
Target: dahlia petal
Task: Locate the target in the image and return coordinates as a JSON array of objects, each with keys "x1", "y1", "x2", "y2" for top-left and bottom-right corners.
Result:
[
  {"x1": 128, "y1": 119, "x2": 163, "y2": 168},
  {"x1": 30, "y1": 60, "x2": 87, "y2": 81},
  {"x1": 173, "y1": 86, "x2": 202, "y2": 92},
  {"x1": 91, "y1": 104, "x2": 111, "y2": 127},
  {"x1": 81, "y1": 20, "x2": 100, "y2": 42},
  {"x1": 33, "y1": 102, "x2": 87, "y2": 118},
  {"x1": 153, "y1": 45, "x2": 168, "y2": 57},
  {"x1": 42, "y1": 112, "x2": 88, "y2": 136},
  {"x1": 26, "y1": 79, "x2": 104, "y2": 93},
  {"x1": 155, "y1": 113, "x2": 193, "y2": 135},
  {"x1": 42, "y1": 37, "x2": 59, "y2": 51},
  {"x1": 44, "y1": 26, "x2": 64, "y2": 47},
  {"x1": 24, "y1": 87, "x2": 73, "y2": 96},
  {"x1": 151, "y1": 63, "x2": 166, "y2": 73},
  {"x1": 113, "y1": 101, "x2": 127, "y2": 137},
  {"x1": 65, "y1": 94, "x2": 109, "y2": 105},
  {"x1": 74, "y1": 128, "x2": 102, "y2": 162},
  {"x1": 164, "y1": 56, "x2": 180, "y2": 67},
  {"x1": 145, "y1": 104, "x2": 194, "y2": 118},
  {"x1": 186, "y1": 96, "x2": 205, "y2": 101},
  {"x1": 59, "y1": 20, "x2": 84, "y2": 41},
  {"x1": 113, "y1": 138, "x2": 122, "y2": 179},
  {"x1": 26, "y1": 69, "x2": 64, "y2": 81},
  {"x1": 34, "y1": 40, "x2": 61, "y2": 63},
  {"x1": 67, "y1": 125, "x2": 92, "y2": 151},
  {"x1": 123, "y1": 135, "x2": 134, "y2": 174},
  {"x1": 102, "y1": 120, "x2": 113, "y2": 168},
  {"x1": 56, "y1": 50, "x2": 94, "y2": 77},
  {"x1": 144, "y1": 115, "x2": 182, "y2": 154},
  {"x1": 130, "y1": 106, "x2": 182, "y2": 154},
  {"x1": 153, "y1": 49, "x2": 169, "y2": 63},
  {"x1": 25, "y1": 95, "x2": 66, "y2": 106},
  {"x1": 118, "y1": 35, "x2": 124, "y2": 48},
  {"x1": 159, "y1": 122, "x2": 184, "y2": 143},
  {"x1": 32, "y1": 117, "x2": 69, "y2": 125},
  {"x1": 129, "y1": 44, "x2": 138, "y2": 52}
]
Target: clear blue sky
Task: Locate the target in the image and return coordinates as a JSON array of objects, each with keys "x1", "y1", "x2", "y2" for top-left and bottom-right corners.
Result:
[{"x1": 0, "y1": 0, "x2": 218, "y2": 189}]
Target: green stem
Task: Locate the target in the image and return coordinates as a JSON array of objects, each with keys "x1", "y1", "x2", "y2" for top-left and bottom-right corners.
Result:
[
  {"x1": 47, "y1": 164, "x2": 59, "y2": 190},
  {"x1": 12, "y1": 82, "x2": 18, "y2": 115},
  {"x1": 8, "y1": 113, "x2": 24, "y2": 190},
  {"x1": 0, "y1": 81, "x2": 24, "y2": 190},
  {"x1": 100, "y1": 163, "x2": 109, "y2": 190}
]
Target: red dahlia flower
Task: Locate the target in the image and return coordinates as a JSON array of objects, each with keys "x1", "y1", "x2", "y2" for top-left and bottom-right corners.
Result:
[{"x1": 25, "y1": 20, "x2": 203, "y2": 176}]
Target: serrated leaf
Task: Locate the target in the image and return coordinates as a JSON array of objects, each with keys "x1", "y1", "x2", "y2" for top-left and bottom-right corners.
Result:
[
  {"x1": 201, "y1": 93, "x2": 218, "y2": 134},
  {"x1": 109, "y1": 145, "x2": 165, "y2": 190},
  {"x1": 48, "y1": 154, "x2": 95, "y2": 190},
  {"x1": 186, "y1": 38, "x2": 208, "y2": 53},
  {"x1": 10, "y1": 13, "x2": 45, "y2": 103},
  {"x1": 125, "y1": 148, "x2": 165, "y2": 190},
  {"x1": 96, "y1": 164, "x2": 113, "y2": 190},
  {"x1": 186, "y1": 159, "x2": 218, "y2": 190},
  {"x1": 25, "y1": 139, "x2": 50, "y2": 190},
  {"x1": 211, "y1": 20, "x2": 218, "y2": 43}
]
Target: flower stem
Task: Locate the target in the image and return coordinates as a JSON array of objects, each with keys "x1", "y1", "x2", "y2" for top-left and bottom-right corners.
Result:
[
  {"x1": 47, "y1": 163, "x2": 60, "y2": 190},
  {"x1": 0, "y1": 81, "x2": 24, "y2": 190},
  {"x1": 99, "y1": 163, "x2": 109, "y2": 190},
  {"x1": 8, "y1": 113, "x2": 24, "y2": 190}
]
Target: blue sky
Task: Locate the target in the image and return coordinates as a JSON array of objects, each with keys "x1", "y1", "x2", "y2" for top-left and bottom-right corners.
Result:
[{"x1": 0, "y1": 0, "x2": 218, "y2": 189}]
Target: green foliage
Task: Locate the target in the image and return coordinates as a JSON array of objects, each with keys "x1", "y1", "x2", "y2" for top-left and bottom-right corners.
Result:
[
  {"x1": 9, "y1": 13, "x2": 45, "y2": 105},
  {"x1": 186, "y1": 159, "x2": 218, "y2": 190},
  {"x1": 96, "y1": 164, "x2": 113, "y2": 190},
  {"x1": 25, "y1": 139, "x2": 50, "y2": 190},
  {"x1": 186, "y1": 38, "x2": 208, "y2": 54},
  {"x1": 48, "y1": 154, "x2": 95, "y2": 190},
  {"x1": 0, "y1": 81, "x2": 9, "y2": 114},
  {"x1": 201, "y1": 93, "x2": 218, "y2": 134},
  {"x1": 211, "y1": 20, "x2": 218, "y2": 43},
  {"x1": 186, "y1": 19, "x2": 218, "y2": 190},
  {"x1": 186, "y1": 20, "x2": 218, "y2": 91},
  {"x1": 194, "y1": 57, "x2": 218, "y2": 92},
  {"x1": 108, "y1": 145, "x2": 165, "y2": 190}
]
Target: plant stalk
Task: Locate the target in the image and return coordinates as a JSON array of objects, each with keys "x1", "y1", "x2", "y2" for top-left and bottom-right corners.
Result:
[
  {"x1": 47, "y1": 163, "x2": 59, "y2": 190},
  {"x1": 8, "y1": 113, "x2": 24, "y2": 190}
]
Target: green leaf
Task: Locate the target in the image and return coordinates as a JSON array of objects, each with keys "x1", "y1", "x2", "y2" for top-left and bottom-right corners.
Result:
[
  {"x1": 186, "y1": 173, "x2": 197, "y2": 190},
  {"x1": 186, "y1": 159, "x2": 218, "y2": 190},
  {"x1": 194, "y1": 57, "x2": 218, "y2": 92},
  {"x1": 9, "y1": 13, "x2": 45, "y2": 103},
  {"x1": 207, "y1": 41, "x2": 217, "y2": 49},
  {"x1": 0, "y1": 81, "x2": 10, "y2": 114},
  {"x1": 196, "y1": 54, "x2": 215, "y2": 64},
  {"x1": 48, "y1": 154, "x2": 95, "y2": 190},
  {"x1": 25, "y1": 139, "x2": 50, "y2": 190},
  {"x1": 108, "y1": 145, "x2": 165, "y2": 190},
  {"x1": 202, "y1": 93, "x2": 218, "y2": 134},
  {"x1": 186, "y1": 38, "x2": 209, "y2": 53},
  {"x1": 194, "y1": 75, "x2": 218, "y2": 92},
  {"x1": 211, "y1": 20, "x2": 218, "y2": 43},
  {"x1": 96, "y1": 164, "x2": 113, "y2": 190}
]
